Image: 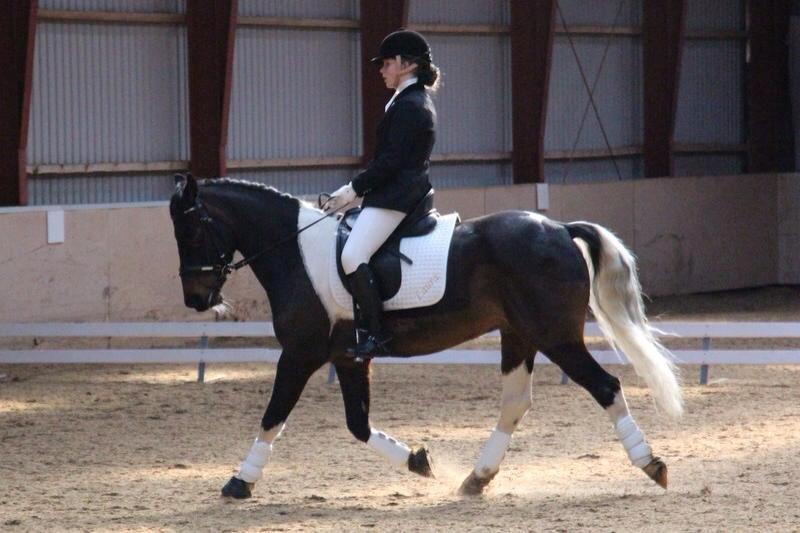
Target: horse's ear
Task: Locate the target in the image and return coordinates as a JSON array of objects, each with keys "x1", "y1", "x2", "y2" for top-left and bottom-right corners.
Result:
[{"x1": 183, "y1": 173, "x2": 198, "y2": 204}]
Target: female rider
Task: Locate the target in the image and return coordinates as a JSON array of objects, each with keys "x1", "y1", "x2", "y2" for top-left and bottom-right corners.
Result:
[{"x1": 323, "y1": 30, "x2": 440, "y2": 358}]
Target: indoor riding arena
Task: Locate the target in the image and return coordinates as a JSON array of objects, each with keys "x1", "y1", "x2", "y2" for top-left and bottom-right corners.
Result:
[{"x1": 2, "y1": 1, "x2": 800, "y2": 532}]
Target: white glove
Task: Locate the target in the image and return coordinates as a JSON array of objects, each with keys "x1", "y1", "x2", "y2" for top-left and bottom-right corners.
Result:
[{"x1": 323, "y1": 182, "x2": 357, "y2": 213}]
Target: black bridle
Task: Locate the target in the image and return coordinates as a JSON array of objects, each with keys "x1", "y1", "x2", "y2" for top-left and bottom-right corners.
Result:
[{"x1": 178, "y1": 192, "x2": 346, "y2": 286}]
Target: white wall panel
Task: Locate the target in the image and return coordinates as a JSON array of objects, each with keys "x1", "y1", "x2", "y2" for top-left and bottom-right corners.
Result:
[{"x1": 39, "y1": 0, "x2": 184, "y2": 12}]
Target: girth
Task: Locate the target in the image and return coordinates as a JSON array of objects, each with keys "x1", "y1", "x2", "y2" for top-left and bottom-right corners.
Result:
[{"x1": 336, "y1": 189, "x2": 439, "y2": 301}]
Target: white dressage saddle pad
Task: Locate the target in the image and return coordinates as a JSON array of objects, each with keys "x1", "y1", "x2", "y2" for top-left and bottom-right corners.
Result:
[{"x1": 330, "y1": 213, "x2": 459, "y2": 311}]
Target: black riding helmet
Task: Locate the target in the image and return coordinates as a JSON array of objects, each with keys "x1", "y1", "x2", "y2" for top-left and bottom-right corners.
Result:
[{"x1": 370, "y1": 30, "x2": 432, "y2": 65}]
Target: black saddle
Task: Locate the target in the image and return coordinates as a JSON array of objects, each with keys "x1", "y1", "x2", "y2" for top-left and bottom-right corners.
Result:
[{"x1": 336, "y1": 189, "x2": 441, "y2": 301}]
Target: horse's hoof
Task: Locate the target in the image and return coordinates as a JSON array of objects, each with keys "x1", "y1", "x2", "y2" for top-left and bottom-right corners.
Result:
[
  {"x1": 221, "y1": 476, "x2": 253, "y2": 499},
  {"x1": 458, "y1": 470, "x2": 496, "y2": 496},
  {"x1": 643, "y1": 457, "x2": 668, "y2": 489},
  {"x1": 408, "y1": 446, "x2": 435, "y2": 478}
]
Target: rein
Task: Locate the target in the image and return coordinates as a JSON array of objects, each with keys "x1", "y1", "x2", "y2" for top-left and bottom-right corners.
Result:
[{"x1": 179, "y1": 192, "x2": 347, "y2": 283}]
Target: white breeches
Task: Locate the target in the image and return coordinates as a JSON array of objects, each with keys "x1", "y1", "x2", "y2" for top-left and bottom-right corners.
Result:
[{"x1": 341, "y1": 207, "x2": 406, "y2": 275}]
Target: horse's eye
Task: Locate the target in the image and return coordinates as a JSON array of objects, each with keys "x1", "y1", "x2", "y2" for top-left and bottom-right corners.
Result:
[{"x1": 181, "y1": 225, "x2": 203, "y2": 245}]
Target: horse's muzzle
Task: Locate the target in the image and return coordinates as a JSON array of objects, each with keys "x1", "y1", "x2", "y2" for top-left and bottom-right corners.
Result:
[{"x1": 185, "y1": 291, "x2": 221, "y2": 311}]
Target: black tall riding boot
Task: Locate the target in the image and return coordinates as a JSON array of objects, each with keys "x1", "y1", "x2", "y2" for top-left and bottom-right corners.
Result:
[{"x1": 347, "y1": 264, "x2": 392, "y2": 358}]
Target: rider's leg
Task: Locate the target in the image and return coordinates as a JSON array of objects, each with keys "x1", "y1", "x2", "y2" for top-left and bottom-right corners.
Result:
[
  {"x1": 341, "y1": 207, "x2": 405, "y2": 357},
  {"x1": 340, "y1": 207, "x2": 406, "y2": 275}
]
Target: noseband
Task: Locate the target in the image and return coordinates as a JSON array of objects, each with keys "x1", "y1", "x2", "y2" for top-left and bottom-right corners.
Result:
[{"x1": 178, "y1": 200, "x2": 236, "y2": 286}]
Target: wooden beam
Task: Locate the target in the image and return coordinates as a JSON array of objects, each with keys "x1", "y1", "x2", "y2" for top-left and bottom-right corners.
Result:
[
  {"x1": 0, "y1": 1, "x2": 37, "y2": 206},
  {"x1": 38, "y1": 9, "x2": 182, "y2": 25},
  {"x1": 643, "y1": 0, "x2": 686, "y2": 178},
  {"x1": 359, "y1": 0, "x2": 408, "y2": 166},
  {"x1": 408, "y1": 23, "x2": 508, "y2": 35},
  {"x1": 510, "y1": 0, "x2": 556, "y2": 184},
  {"x1": 227, "y1": 156, "x2": 361, "y2": 170},
  {"x1": 186, "y1": 0, "x2": 237, "y2": 179},
  {"x1": 746, "y1": 0, "x2": 795, "y2": 172},
  {"x1": 237, "y1": 16, "x2": 358, "y2": 30}
]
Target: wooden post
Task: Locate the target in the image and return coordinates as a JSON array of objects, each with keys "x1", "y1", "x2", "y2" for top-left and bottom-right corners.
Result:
[
  {"x1": 0, "y1": 0, "x2": 38, "y2": 206},
  {"x1": 643, "y1": 0, "x2": 686, "y2": 178},
  {"x1": 186, "y1": 0, "x2": 238, "y2": 179},
  {"x1": 746, "y1": 0, "x2": 795, "y2": 172},
  {"x1": 510, "y1": 0, "x2": 556, "y2": 184},
  {"x1": 359, "y1": 0, "x2": 408, "y2": 164}
]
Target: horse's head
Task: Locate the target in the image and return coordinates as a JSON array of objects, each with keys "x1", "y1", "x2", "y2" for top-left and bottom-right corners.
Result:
[{"x1": 169, "y1": 173, "x2": 236, "y2": 312}]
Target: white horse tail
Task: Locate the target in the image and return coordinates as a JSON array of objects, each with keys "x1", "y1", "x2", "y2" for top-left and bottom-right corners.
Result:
[{"x1": 566, "y1": 222, "x2": 683, "y2": 419}]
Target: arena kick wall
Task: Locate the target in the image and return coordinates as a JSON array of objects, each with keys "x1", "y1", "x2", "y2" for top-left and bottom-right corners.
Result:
[{"x1": 1, "y1": 173, "x2": 797, "y2": 323}]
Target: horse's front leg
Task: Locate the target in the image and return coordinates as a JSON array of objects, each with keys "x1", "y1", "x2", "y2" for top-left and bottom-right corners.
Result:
[
  {"x1": 335, "y1": 360, "x2": 434, "y2": 477},
  {"x1": 221, "y1": 351, "x2": 326, "y2": 499}
]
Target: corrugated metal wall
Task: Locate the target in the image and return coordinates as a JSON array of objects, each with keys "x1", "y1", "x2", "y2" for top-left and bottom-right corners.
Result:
[
  {"x1": 39, "y1": 0, "x2": 184, "y2": 13},
  {"x1": 544, "y1": 0, "x2": 643, "y2": 182},
  {"x1": 24, "y1": 0, "x2": 753, "y2": 205},
  {"x1": 408, "y1": 0, "x2": 509, "y2": 25},
  {"x1": 28, "y1": 23, "x2": 188, "y2": 166},
  {"x1": 28, "y1": 175, "x2": 174, "y2": 205},
  {"x1": 228, "y1": 168, "x2": 354, "y2": 198},
  {"x1": 237, "y1": 0, "x2": 357, "y2": 19},
  {"x1": 228, "y1": 28, "x2": 361, "y2": 160},
  {"x1": 227, "y1": 2, "x2": 361, "y2": 193},
  {"x1": 674, "y1": 0, "x2": 745, "y2": 176},
  {"x1": 409, "y1": 1, "x2": 512, "y2": 187},
  {"x1": 27, "y1": 17, "x2": 187, "y2": 205}
]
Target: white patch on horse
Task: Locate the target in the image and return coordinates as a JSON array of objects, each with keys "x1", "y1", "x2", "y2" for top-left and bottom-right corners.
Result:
[
  {"x1": 296, "y1": 203, "x2": 354, "y2": 328},
  {"x1": 473, "y1": 362, "x2": 532, "y2": 477}
]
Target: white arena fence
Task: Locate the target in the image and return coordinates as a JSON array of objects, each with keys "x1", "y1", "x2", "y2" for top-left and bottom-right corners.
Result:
[{"x1": 1, "y1": 322, "x2": 799, "y2": 385}]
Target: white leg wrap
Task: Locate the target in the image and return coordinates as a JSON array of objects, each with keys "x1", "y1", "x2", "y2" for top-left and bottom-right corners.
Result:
[
  {"x1": 474, "y1": 428, "x2": 512, "y2": 478},
  {"x1": 237, "y1": 439, "x2": 273, "y2": 483},
  {"x1": 367, "y1": 429, "x2": 411, "y2": 468},
  {"x1": 614, "y1": 415, "x2": 653, "y2": 468}
]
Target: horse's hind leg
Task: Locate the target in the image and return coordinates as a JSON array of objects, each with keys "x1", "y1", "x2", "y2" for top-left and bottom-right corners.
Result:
[
  {"x1": 459, "y1": 331, "x2": 535, "y2": 495},
  {"x1": 335, "y1": 361, "x2": 433, "y2": 477},
  {"x1": 543, "y1": 341, "x2": 668, "y2": 488}
]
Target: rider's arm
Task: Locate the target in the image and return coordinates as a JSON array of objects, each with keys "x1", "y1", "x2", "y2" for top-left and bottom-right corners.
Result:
[{"x1": 351, "y1": 101, "x2": 423, "y2": 196}]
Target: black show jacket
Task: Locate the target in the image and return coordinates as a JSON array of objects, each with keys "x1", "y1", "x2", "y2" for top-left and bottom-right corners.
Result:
[{"x1": 351, "y1": 82, "x2": 435, "y2": 214}]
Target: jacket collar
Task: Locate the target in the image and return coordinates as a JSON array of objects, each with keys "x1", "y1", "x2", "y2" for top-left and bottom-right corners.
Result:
[{"x1": 385, "y1": 77, "x2": 423, "y2": 112}]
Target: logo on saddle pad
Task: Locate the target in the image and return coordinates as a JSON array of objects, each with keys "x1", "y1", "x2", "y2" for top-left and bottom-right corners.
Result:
[{"x1": 330, "y1": 213, "x2": 459, "y2": 312}]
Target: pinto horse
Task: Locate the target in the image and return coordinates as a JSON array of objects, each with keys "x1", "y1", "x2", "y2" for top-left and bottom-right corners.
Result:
[{"x1": 169, "y1": 174, "x2": 682, "y2": 499}]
